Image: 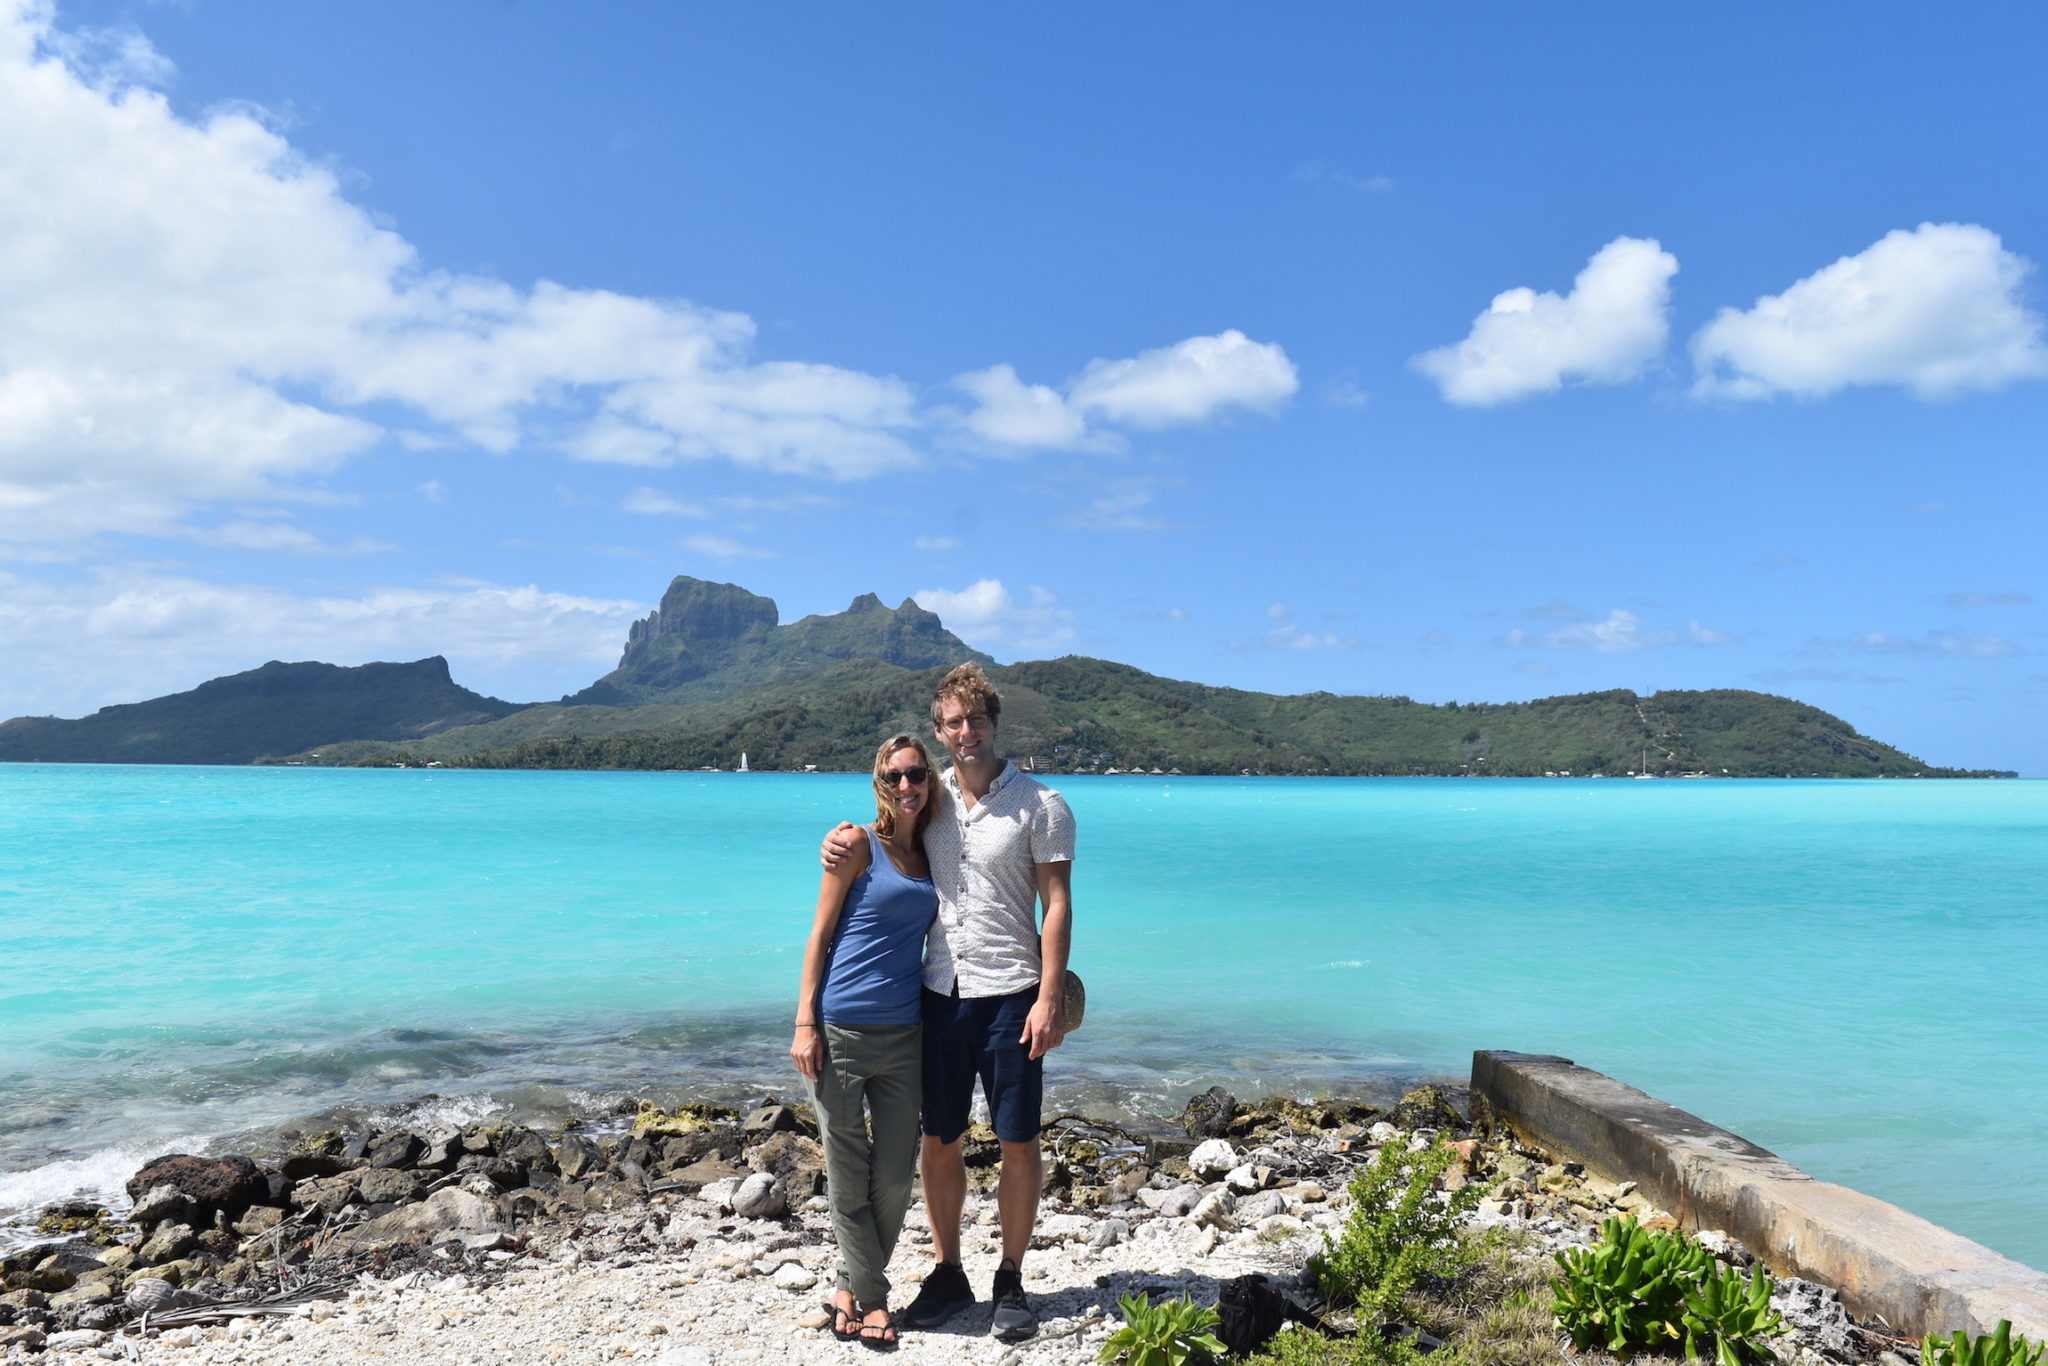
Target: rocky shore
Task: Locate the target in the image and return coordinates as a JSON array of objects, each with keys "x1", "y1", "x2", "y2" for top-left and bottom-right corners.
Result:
[{"x1": 0, "y1": 1088, "x2": 1915, "y2": 1365}]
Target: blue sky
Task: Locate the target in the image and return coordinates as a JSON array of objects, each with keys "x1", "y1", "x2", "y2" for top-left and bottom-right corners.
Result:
[{"x1": 2, "y1": 1, "x2": 2044, "y2": 772}]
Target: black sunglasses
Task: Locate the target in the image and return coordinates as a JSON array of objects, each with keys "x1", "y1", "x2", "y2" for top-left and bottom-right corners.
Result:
[{"x1": 879, "y1": 766, "x2": 931, "y2": 786}]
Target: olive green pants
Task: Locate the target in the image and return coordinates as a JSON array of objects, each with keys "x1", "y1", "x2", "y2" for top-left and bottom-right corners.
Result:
[{"x1": 804, "y1": 1021, "x2": 922, "y2": 1307}]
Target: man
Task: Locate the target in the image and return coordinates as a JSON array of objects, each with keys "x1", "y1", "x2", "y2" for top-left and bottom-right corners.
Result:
[{"x1": 822, "y1": 662, "x2": 1075, "y2": 1341}]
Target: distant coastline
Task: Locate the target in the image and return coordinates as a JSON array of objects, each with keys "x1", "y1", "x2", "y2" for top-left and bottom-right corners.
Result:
[{"x1": 2, "y1": 576, "x2": 2012, "y2": 775}]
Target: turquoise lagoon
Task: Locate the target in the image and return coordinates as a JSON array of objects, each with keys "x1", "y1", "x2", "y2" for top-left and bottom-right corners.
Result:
[{"x1": 0, "y1": 765, "x2": 2042, "y2": 1269}]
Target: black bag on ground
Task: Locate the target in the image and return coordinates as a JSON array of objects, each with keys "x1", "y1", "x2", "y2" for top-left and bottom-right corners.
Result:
[{"x1": 1216, "y1": 1273, "x2": 1342, "y2": 1357}]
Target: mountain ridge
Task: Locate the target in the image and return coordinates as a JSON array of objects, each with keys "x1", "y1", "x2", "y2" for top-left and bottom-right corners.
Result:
[
  {"x1": 563, "y1": 576, "x2": 992, "y2": 707},
  {"x1": 0, "y1": 657, "x2": 518, "y2": 765},
  {"x1": 0, "y1": 574, "x2": 2007, "y2": 776}
]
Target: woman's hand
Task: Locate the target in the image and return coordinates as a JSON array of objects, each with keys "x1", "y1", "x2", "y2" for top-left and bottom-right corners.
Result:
[{"x1": 791, "y1": 1027, "x2": 825, "y2": 1081}]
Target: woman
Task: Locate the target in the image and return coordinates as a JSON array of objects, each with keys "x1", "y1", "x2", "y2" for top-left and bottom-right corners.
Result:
[{"x1": 791, "y1": 734, "x2": 939, "y2": 1350}]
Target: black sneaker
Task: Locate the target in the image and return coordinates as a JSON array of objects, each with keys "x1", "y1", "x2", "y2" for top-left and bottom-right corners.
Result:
[
  {"x1": 901, "y1": 1261, "x2": 974, "y2": 1328},
  {"x1": 989, "y1": 1264, "x2": 1037, "y2": 1341}
]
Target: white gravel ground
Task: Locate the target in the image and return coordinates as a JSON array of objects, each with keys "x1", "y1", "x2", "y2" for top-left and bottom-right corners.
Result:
[{"x1": 18, "y1": 1183, "x2": 1343, "y2": 1365}]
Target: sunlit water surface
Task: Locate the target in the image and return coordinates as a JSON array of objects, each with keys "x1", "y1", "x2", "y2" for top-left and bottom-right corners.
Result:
[{"x1": 1, "y1": 765, "x2": 2041, "y2": 1267}]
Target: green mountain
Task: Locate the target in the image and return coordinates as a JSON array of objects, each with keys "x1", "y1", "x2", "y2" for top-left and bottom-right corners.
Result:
[
  {"x1": 311, "y1": 655, "x2": 1990, "y2": 779},
  {"x1": 0, "y1": 572, "x2": 2002, "y2": 776},
  {"x1": 0, "y1": 657, "x2": 519, "y2": 766},
  {"x1": 563, "y1": 576, "x2": 992, "y2": 706}
]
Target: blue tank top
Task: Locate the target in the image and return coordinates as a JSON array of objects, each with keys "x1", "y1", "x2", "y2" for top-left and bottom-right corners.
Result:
[{"x1": 820, "y1": 826, "x2": 937, "y2": 1025}]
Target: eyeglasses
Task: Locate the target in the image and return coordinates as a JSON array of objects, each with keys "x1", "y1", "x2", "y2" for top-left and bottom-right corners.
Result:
[
  {"x1": 879, "y1": 766, "x2": 931, "y2": 786},
  {"x1": 938, "y1": 713, "x2": 992, "y2": 732}
]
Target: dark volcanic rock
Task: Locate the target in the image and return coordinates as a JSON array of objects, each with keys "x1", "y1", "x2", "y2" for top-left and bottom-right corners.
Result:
[
  {"x1": 497, "y1": 1129, "x2": 555, "y2": 1174},
  {"x1": 288, "y1": 1175, "x2": 360, "y2": 1218},
  {"x1": 1389, "y1": 1085, "x2": 1464, "y2": 1133},
  {"x1": 743, "y1": 1105, "x2": 798, "y2": 1135},
  {"x1": 746, "y1": 1132, "x2": 826, "y2": 1197},
  {"x1": 365, "y1": 1132, "x2": 425, "y2": 1170},
  {"x1": 454, "y1": 1155, "x2": 526, "y2": 1190},
  {"x1": 1181, "y1": 1086, "x2": 1238, "y2": 1140},
  {"x1": 274, "y1": 1150, "x2": 350, "y2": 1182},
  {"x1": 552, "y1": 1135, "x2": 603, "y2": 1181},
  {"x1": 354, "y1": 1168, "x2": 422, "y2": 1206},
  {"x1": 124, "y1": 1155, "x2": 265, "y2": 1225},
  {"x1": 657, "y1": 1131, "x2": 725, "y2": 1172},
  {"x1": 657, "y1": 1158, "x2": 741, "y2": 1194},
  {"x1": 18, "y1": 1250, "x2": 101, "y2": 1294}
]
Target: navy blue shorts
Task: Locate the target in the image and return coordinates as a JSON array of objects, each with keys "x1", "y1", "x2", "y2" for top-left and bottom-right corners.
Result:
[{"x1": 921, "y1": 986, "x2": 1043, "y2": 1145}]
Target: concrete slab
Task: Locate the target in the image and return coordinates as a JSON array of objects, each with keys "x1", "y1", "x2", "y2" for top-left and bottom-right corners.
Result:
[{"x1": 1471, "y1": 1050, "x2": 2048, "y2": 1343}]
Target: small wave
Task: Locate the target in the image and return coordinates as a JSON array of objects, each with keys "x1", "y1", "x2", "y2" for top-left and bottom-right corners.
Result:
[
  {"x1": 390, "y1": 1093, "x2": 508, "y2": 1131},
  {"x1": 0, "y1": 1136, "x2": 199, "y2": 1253},
  {"x1": 1320, "y1": 960, "x2": 1368, "y2": 968}
]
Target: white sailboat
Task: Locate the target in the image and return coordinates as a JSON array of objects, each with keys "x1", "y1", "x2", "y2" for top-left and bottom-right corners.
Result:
[{"x1": 738, "y1": 751, "x2": 750, "y2": 772}]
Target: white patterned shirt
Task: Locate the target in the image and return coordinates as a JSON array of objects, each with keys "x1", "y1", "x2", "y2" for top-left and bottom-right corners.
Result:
[{"x1": 921, "y1": 761, "x2": 1076, "y2": 997}]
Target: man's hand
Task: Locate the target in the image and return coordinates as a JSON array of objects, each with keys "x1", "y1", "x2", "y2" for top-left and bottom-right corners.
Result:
[
  {"x1": 1020, "y1": 997, "x2": 1066, "y2": 1060},
  {"x1": 819, "y1": 821, "x2": 862, "y2": 871}
]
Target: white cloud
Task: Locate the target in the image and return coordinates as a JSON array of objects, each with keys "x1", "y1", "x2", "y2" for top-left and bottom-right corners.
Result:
[
  {"x1": 621, "y1": 487, "x2": 709, "y2": 517},
  {"x1": 1505, "y1": 608, "x2": 1672, "y2": 653},
  {"x1": 1942, "y1": 591, "x2": 2030, "y2": 607},
  {"x1": 0, "y1": 2, "x2": 921, "y2": 546},
  {"x1": 416, "y1": 479, "x2": 447, "y2": 503},
  {"x1": 0, "y1": 568, "x2": 645, "y2": 717},
  {"x1": 1322, "y1": 377, "x2": 1371, "y2": 409},
  {"x1": 1690, "y1": 223, "x2": 2048, "y2": 400},
  {"x1": 1686, "y1": 619, "x2": 1738, "y2": 645},
  {"x1": 1263, "y1": 623, "x2": 1361, "y2": 651},
  {"x1": 1850, "y1": 629, "x2": 2020, "y2": 659},
  {"x1": 1228, "y1": 621, "x2": 1362, "y2": 652},
  {"x1": 1264, "y1": 602, "x2": 1292, "y2": 619},
  {"x1": 1753, "y1": 667, "x2": 1902, "y2": 685},
  {"x1": 1058, "y1": 480, "x2": 1173, "y2": 532},
  {"x1": 1412, "y1": 237, "x2": 1678, "y2": 405},
  {"x1": 681, "y1": 533, "x2": 774, "y2": 560},
  {"x1": 951, "y1": 331, "x2": 1298, "y2": 452},
  {"x1": 1068, "y1": 330, "x2": 1299, "y2": 427},
  {"x1": 949, "y1": 364, "x2": 1099, "y2": 451},
  {"x1": 910, "y1": 579, "x2": 1075, "y2": 655},
  {"x1": 1290, "y1": 161, "x2": 1393, "y2": 194},
  {"x1": 187, "y1": 519, "x2": 392, "y2": 554}
]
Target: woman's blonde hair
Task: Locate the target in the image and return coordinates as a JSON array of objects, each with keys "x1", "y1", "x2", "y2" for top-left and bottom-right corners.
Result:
[{"x1": 872, "y1": 733, "x2": 937, "y2": 839}]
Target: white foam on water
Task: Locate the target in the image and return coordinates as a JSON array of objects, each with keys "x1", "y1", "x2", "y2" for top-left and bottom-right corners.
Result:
[
  {"x1": 0, "y1": 1138, "x2": 196, "y2": 1252},
  {"x1": 391, "y1": 1092, "x2": 508, "y2": 1131}
]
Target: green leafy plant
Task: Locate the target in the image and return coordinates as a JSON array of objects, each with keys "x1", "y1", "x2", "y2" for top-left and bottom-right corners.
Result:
[
  {"x1": 1098, "y1": 1292, "x2": 1227, "y2": 1366},
  {"x1": 1554, "y1": 1216, "x2": 1785, "y2": 1364},
  {"x1": 1921, "y1": 1321, "x2": 2047, "y2": 1366},
  {"x1": 1680, "y1": 1262, "x2": 1785, "y2": 1366},
  {"x1": 1552, "y1": 1215, "x2": 1712, "y2": 1353},
  {"x1": 1306, "y1": 1133, "x2": 1490, "y2": 1322}
]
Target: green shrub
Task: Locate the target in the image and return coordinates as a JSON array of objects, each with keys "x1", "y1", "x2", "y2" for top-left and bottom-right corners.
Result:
[
  {"x1": 1098, "y1": 1291, "x2": 1227, "y2": 1366},
  {"x1": 1553, "y1": 1215, "x2": 1708, "y2": 1352},
  {"x1": 1921, "y1": 1321, "x2": 2047, "y2": 1366},
  {"x1": 1680, "y1": 1262, "x2": 1785, "y2": 1366},
  {"x1": 1554, "y1": 1215, "x2": 1783, "y2": 1364},
  {"x1": 1306, "y1": 1134, "x2": 1489, "y2": 1322}
]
